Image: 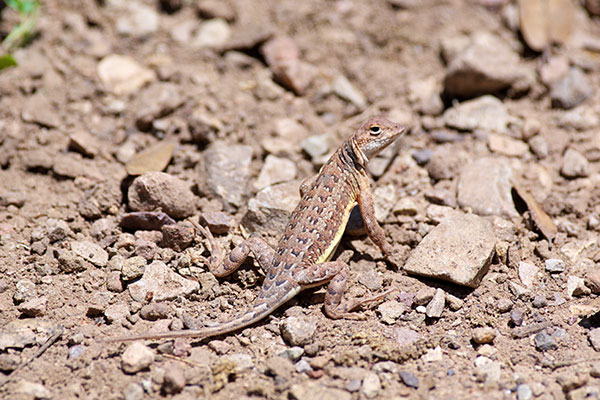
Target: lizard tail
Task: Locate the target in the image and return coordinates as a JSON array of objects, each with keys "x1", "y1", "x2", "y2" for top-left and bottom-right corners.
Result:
[{"x1": 103, "y1": 303, "x2": 273, "y2": 343}]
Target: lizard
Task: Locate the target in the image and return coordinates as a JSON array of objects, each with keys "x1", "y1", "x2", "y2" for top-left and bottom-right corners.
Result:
[{"x1": 106, "y1": 115, "x2": 405, "y2": 343}]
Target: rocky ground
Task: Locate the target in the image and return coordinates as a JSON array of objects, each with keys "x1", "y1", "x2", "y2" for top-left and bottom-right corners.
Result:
[{"x1": 0, "y1": 0, "x2": 599, "y2": 399}]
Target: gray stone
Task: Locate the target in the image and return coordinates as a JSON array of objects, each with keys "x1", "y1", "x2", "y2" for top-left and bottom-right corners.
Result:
[
  {"x1": 280, "y1": 316, "x2": 317, "y2": 346},
  {"x1": 254, "y1": 155, "x2": 297, "y2": 191},
  {"x1": 21, "y1": 93, "x2": 61, "y2": 128},
  {"x1": 199, "y1": 211, "x2": 233, "y2": 234},
  {"x1": 442, "y1": 32, "x2": 533, "y2": 98},
  {"x1": 550, "y1": 67, "x2": 594, "y2": 109},
  {"x1": 121, "y1": 342, "x2": 155, "y2": 373},
  {"x1": 516, "y1": 384, "x2": 533, "y2": 400},
  {"x1": 496, "y1": 297, "x2": 513, "y2": 313},
  {"x1": 443, "y1": 95, "x2": 511, "y2": 134},
  {"x1": 71, "y1": 240, "x2": 108, "y2": 267},
  {"x1": 532, "y1": 295, "x2": 548, "y2": 308},
  {"x1": 554, "y1": 106, "x2": 600, "y2": 131},
  {"x1": 295, "y1": 359, "x2": 312, "y2": 373},
  {"x1": 561, "y1": 148, "x2": 590, "y2": 178},
  {"x1": 398, "y1": 371, "x2": 419, "y2": 388},
  {"x1": 243, "y1": 180, "x2": 301, "y2": 234},
  {"x1": 545, "y1": 258, "x2": 565, "y2": 273},
  {"x1": 13, "y1": 279, "x2": 36, "y2": 303},
  {"x1": 301, "y1": 134, "x2": 334, "y2": 160},
  {"x1": 361, "y1": 372, "x2": 381, "y2": 399},
  {"x1": 510, "y1": 308, "x2": 524, "y2": 326},
  {"x1": 104, "y1": 303, "x2": 130, "y2": 323},
  {"x1": 139, "y1": 303, "x2": 170, "y2": 320},
  {"x1": 123, "y1": 383, "x2": 144, "y2": 400},
  {"x1": 403, "y1": 213, "x2": 496, "y2": 288},
  {"x1": 204, "y1": 142, "x2": 253, "y2": 208},
  {"x1": 128, "y1": 260, "x2": 199, "y2": 302},
  {"x1": 121, "y1": 256, "x2": 146, "y2": 281},
  {"x1": 534, "y1": 332, "x2": 557, "y2": 351},
  {"x1": 426, "y1": 288, "x2": 445, "y2": 318},
  {"x1": 457, "y1": 157, "x2": 518, "y2": 218}
]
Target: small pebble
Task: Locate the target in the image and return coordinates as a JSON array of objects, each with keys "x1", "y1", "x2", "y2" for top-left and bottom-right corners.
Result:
[
  {"x1": 412, "y1": 149, "x2": 432, "y2": 165},
  {"x1": 589, "y1": 329, "x2": 600, "y2": 352},
  {"x1": 346, "y1": 379, "x2": 361, "y2": 392},
  {"x1": 295, "y1": 359, "x2": 313, "y2": 373},
  {"x1": 472, "y1": 327, "x2": 497, "y2": 344},
  {"x1": 516, "y1": 384, "x2": 533, "y2": 400},
  {"x1": 511, "y1": 308, "x2": 524, "y2": 326},
  {"x1": 496, "y1": 297, "x2": 513, "y2": 313},
  {"x1": 280, "y1": 316, "x2": 317, "y2": 346},
  {"x1": 121, "y1": 342, "x2": 155, "y2": 374},
  {"x1": 398, "y1": 370, "x2": 419, "y2": 388},
  {"x1": 545, "y1": 258, "x2": 565, "y2": 273},
  {"x1": 534, "y1": 331, "x2": 557, "y2": 352},
  {"x1": 532, "y1": 295, "x2": 548, "y2": 308},
  {"x1": 426, "y1": 288, "x2": 445, "y2": 318},
  {"x1": 361, "y1": 372, "x2": 382, "y2": 399},
  {"x1": 162, "y1": 361, "x2": 186, "y2": 394}
]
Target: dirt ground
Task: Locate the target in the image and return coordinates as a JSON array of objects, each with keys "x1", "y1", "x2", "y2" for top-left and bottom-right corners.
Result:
[{"x1": 1, "y1": 0, "x2": 600, "y2": 399}]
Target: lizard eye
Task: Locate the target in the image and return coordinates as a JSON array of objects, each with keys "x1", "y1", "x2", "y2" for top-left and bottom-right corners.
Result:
[{"x1": 369, "y1": 125, "x2": 381, "y2": 135}]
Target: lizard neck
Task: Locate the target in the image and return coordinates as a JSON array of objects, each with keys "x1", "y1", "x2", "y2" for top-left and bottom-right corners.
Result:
[{"x1": 338, "y1": 139, "x2": 367, "y2": 171}]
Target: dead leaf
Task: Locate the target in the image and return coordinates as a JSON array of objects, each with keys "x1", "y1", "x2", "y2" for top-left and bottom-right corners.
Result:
[
  {"x1": 513, "y1": 183, "x2": 557, "y2": 242},
  {"x1": 518, "y1": 0, "x2": 575, "y2": 51},
  {"x1": 126, "y1": 141, "x2": 177, "y2": 175}
]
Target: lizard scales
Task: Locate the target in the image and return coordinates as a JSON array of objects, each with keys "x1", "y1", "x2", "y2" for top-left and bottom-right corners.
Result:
[{"x1": 108, "y1": 115, "x2": 405, "y2": 343}]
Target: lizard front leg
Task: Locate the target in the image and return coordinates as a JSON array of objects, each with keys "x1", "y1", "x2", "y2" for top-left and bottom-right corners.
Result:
[
  {"x1": 357, "y1": 173, "x2": 393, "y2": 257},
  {"x1": 196, "y1": 224, "x2": 275, "y2": 277},
  {"x1": 294, "y1": 261, "x2": 394, "y2": 320}
]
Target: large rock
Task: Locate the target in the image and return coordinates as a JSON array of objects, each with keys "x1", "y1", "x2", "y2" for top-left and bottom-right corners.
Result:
[
  {"x1": 457, "y1": 157, "x2": 518, "y2": 218},
  {"x1": 128, "y1": 172, "x2": 196, "y2": 219},
  {"x1": 550, "y1": 67, "x2": 594, "y2": 109},
  {"x1": 442, "y1": 31, "x2": 533, "y2": 98},
  {"x1": 203, "y1": 142, "x2": 253, "y2": 208},
  {"x1": 403, "y1": 213, "x2": 496, "y2": 288},
  {"x1": 128, "y1": 260, "x2": 199, "y2": 302}
]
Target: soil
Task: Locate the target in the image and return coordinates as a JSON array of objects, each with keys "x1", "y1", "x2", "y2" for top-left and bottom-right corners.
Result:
[{"x1": 0, "y1": 0, "x2": 600, "y2": 399}]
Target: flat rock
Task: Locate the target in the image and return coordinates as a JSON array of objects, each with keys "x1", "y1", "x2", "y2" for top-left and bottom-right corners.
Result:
[
  {"x1": 442, "y1": 31, "x2": 533, "y2": 98},
  {"x1": 550, "y1": 67, "x2": 594, "y2": 109},
  {"x1": 403, "y1": 213, "x2": 496, "y2": 288},
  {"x1": 443, "y1": 95, "x2": 511, "y2": 134},
  {"x1": 518, "y1": 261, "x2": 538, "y2": 289},
  {"x1": 254, "y1": 155, "x2": 297, "y2": 191},
  {"x1": 128, "y1": 172, "x2": 196, "y2": 219},
  {"x1": 589, "y1": 329, "x2": 600, "y2": 352},
  {"x1": 457, "y1": 157, "x2": 518, "y2": 218},
  {"x1": 488, "y1": 134, "x2": 529, "y2": 157},
  {"x1": 128, "y1": 260, "x2": 199, "y2": 302},
  {"x1": 133, "y1": 83, "x2": 184, "y2": 130},
  {"x1": 361, "y1": 372, "x2": 381, "y2": 399},
  {"x1": 15, "y1": 380, "x2": 52, "y2": 400},
  {"x1": 97, "y1": 54, "x2": 156, "y2": 96},
  {"x1": 408, "y1": 76, "x2": 444, "y2": 115},
  {"x1": 204, "y1": 142, "x2": 253, "y2": 208},
  {"x1": 243, "y1": 180, "x2": 301, "y2": 234},
  {"x1": 71, "y1": 240, "x2": 108, "y2": 267},
  {"x1": 17, "y1": 296, "x2": 47, "y2": 317},
  {"x1": 377, "y1": 300, "x2": 406, "y2": 324}
]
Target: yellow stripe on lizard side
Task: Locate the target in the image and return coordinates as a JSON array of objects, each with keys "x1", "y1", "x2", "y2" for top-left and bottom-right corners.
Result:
[{"x1": 316, "y1": 198, "x2": 358, "y2": 264}]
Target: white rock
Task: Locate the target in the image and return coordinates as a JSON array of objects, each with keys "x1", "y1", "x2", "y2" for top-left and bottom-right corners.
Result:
[
  {"x1": 443, "y1": 95, "x2": 511, "y2": 134},
  {"x1": 254, "y1": 155, "x2": 297, "y2": 191},
  {"x1": 97, "y1": 55, "x2": 156, "y2": 96},
  {"x1": 128, "y1": 260, "x2": 199, "y2": 302},
  {"x1": 193, "y1": 18, "x2": 231, "y2": 48},
  {"x1": 518, "y1": 262, "x2": 538, "y2": 289},
  {"x1": 361, "y1": 372, "x2": 381, "y2": 399},
  {"x1": 121, "y1": 342, "x2": 155, "y2": 374},
  {"x1": 115, "y1": 2, "x2": 159, "y2": 36}
]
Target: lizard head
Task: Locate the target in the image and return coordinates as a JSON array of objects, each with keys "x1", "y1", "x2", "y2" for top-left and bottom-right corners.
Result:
[{"x1": 350, "y1": 115, "x2": 405, "y2": 165}]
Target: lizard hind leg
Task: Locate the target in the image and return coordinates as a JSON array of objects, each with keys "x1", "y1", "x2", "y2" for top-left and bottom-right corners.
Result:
[
  {"x1": 195, "y1": 224, "x2": 276, "y2": 277},
  {"x1": 294, "y1": 261, "x2": 394, "y2": 320}
]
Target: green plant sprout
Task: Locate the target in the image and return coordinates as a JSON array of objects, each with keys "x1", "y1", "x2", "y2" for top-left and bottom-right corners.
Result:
[{"x1": 0, "y1": 0, "x2": 40, "y2": 70}]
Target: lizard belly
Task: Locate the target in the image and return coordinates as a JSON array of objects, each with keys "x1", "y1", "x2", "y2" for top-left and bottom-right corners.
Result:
[{"x1": 316, "y1": 199, "x2": 357, "y2": 264}]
